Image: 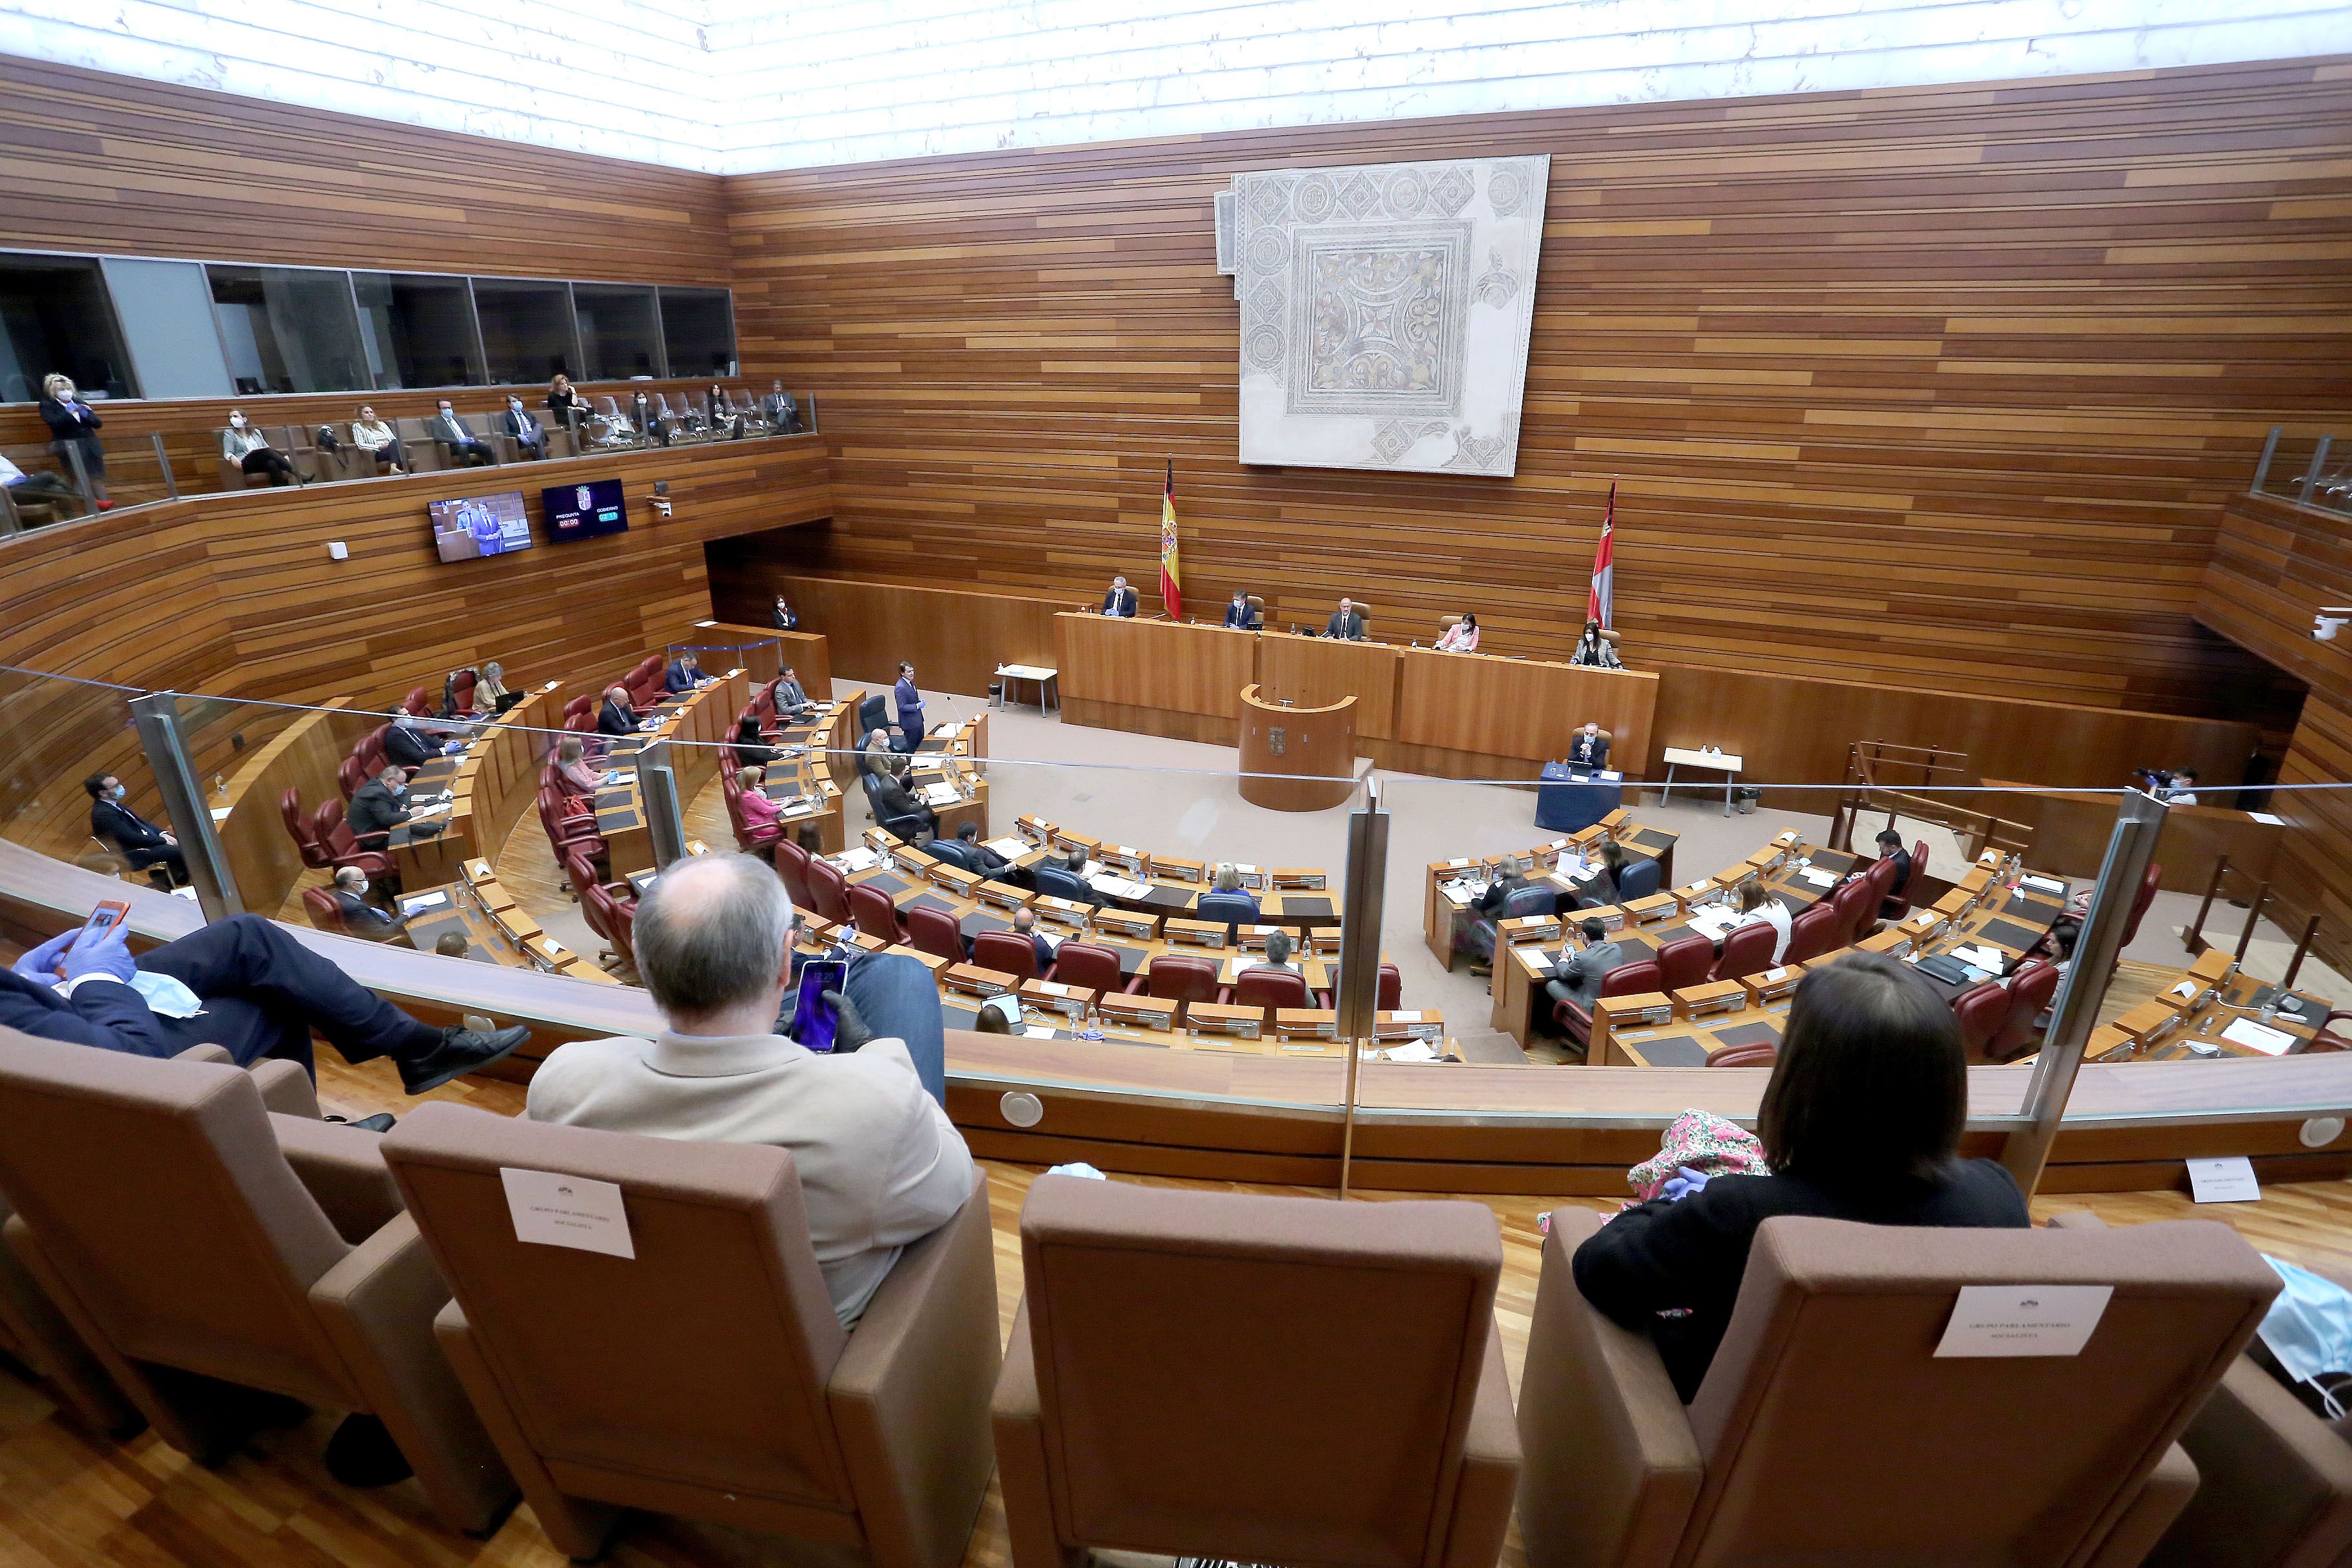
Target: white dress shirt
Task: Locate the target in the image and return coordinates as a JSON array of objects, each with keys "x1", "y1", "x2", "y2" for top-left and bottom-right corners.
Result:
[
  {"x1": 1740, "y1": 898, "x2": 1793, "y2": 962},
  {"x1": 526, "y1": 1029, "x2": 975, "y2": 1326}
]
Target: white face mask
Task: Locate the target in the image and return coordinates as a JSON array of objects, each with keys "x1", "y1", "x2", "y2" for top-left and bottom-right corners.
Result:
[
  {"x1": 349, "y1": 877, "x2": 368, "y2": 896},
  {"x1": 230, "y1": 415, "x2": 245, "y2": 428}
]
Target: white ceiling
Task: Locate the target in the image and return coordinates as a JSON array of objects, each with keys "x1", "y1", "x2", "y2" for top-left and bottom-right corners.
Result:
[{"x1": 6, "y1": 0, "x2": 2348, "y2": 173}]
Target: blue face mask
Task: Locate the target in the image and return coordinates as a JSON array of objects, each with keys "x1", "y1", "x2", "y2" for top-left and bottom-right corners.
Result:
[
  {"x1": 2261, "y1": 1255, "x2": 2352, "y2": 1416},
  {"x1": 109, "y1": 784, "x2": 126, "y2": 800}
]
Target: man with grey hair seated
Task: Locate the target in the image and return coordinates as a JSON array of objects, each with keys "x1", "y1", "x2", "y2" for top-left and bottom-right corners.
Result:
[{"x1": 526, "y1": 851, "x2": 971, "y2": 1326}]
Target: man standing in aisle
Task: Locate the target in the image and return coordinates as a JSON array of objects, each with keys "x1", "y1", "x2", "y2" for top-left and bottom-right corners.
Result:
[{"x1": 892, "y1": 663, "x2": 926, "y2": 752}]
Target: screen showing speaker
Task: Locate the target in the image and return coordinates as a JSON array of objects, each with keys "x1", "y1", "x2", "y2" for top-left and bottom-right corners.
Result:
[
  {"x1": 542, "y1": 478, "x2": 628, "y2": 543},
  {"x1": 428, "y1": 491, "x2": 533, "y2": 563}
]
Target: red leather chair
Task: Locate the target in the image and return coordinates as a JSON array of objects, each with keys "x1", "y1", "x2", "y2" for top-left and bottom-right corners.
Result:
[
  {"x1": 280, "y1": 788, "x2": 331, "y2": 870},
  {"x1": 806, "y1": 859, "x2": 852, "y2": 925},
  {"x1": 972, "y1": 929, "x2": 1041, "y2": 982},
  {"x1": 580, "y1": 879, "x2": 636, "y2": 971},
  {"x1": 1951, "y1": 980, "x2": 2012, "y2": 1063},
  {"x1": 310, "y1": 800, "x2": 392, "y2": 878},
  {"x1": 848, "y1": 882, "x2": 903, "y2": 945},
  {"x1": 402, "y1": 687, "x2": 431, "y2": 716},
  {"x1": 1714, "y1": 922, "x2": 1776, "y2": 982},
  {"x1": 336, "y1": 753, "x2": 368, "y2": 802},
  {"x1": 450, "y1": 671, "x2": 477, "y2": 714},
  {"x1": 300, "y1": 887, "x2": 348, "y2": 934},
  {"x1": 538, "y1": 786, "x2": 604, "y2": 867},
  {"x1": 905, "y1": 905, "x2": 965, "y2": 964},
  {"x1": 1864, "y1": 854, "x2": 1899, "y2": 919},
  {"x1": 2120, "y1": 863, "x2": 2162, "y2": 946},
  {"x1": 1146, "y1": 953, "x2": 1222, "y2": 1024},
  {"x1": 1377, "y1": 961, "x2": 1401, "y2": 1010},
  {"x1": 1783, "y1": 904, "x2": 1841, "y2": 965},
  {"x1": 1553, "y1": 959, "x2": 1662, "y2": 1049},
  {"x1": 1654, "y1": 935, "x2": 1714, "y2": 992},
  {"x1": 774, "y1": 837, "x2": 815, "y2": 910},
  {"x1": 1224, "y1": 966, "x2": 1313, "y2": 1023},
  {"x1": 1707, "y1": 1040, "x2": 1778, "y2": 1067},
  {"x1": 563, "y1": 695, "x2": 593, "y2": 723},
  {"x1": 562, "y1": 848, "x2": 605, "y2": 906},
  {"x1": 1832, "y1": 877, "x2": 1876, "y2": 946},
  {"x1": 1049, "y1": 942, "x2": 1135, "y2": 1002},
  {"x1": 355, "y1": 727, "x2": 387, "y2": 772},
  {"x1": 1987, "y1": 959, "x2": 2062, "y2": 1063}
]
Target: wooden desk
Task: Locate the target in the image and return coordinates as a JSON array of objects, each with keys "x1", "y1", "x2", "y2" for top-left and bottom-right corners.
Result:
[
  {"x1": 1057, "y1": 612, "x2": 1255, "y2": 740},
  {"x1": 1239, "y1": 683, "x2": 1355, "y2": 811},
  {"x1": 1425, "y1": 818, "x2": 1683, "y2": 971},
  {"x1": 1983, "y1": 778, "x2": 2284, "y2": 893},
  {"x1": 1258, "y1": 631, "x2": 1398, "y2": 741},
  {"x1": 388, "y1": 684, "x2": 558, "y2": 892},
  {"x1": 1395, "y1": 647, "x2": 1658, "y2": 774},
  {"x1": 592, "y1": 669, "x2": 749, "y2": 874}
]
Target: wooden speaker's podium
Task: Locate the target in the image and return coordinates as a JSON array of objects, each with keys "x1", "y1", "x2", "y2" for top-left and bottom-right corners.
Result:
[{"x1": 1239, "y1": 681, "x2": 1355, "y2": 811}]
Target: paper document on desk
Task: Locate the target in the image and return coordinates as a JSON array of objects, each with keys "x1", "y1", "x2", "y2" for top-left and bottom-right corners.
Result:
[
  {"x1": 409, "y1": 801, "x2": 452, "y2": 819},
  {"x1": 1598, "y1": 770, "x2": 1621, "y2": 782},
  {"x1": 2249, "y1": 812, "x2": 2285, "y2": 825},
  {"x1": 1688, "y1": 910, "x2": 1741, "y2": 941},
  {"x1": 2023, "y1": 875, "x2": 2068, "y2": 894},
  {"x1": 600, "y1": 770, "x2": 636, "y2": 785},
  {"x1": 1799, "y1": 868, "x2": 1837, "y2": 888},
  {"x1": 1039, "y1": 932, "x2": 1065, "y2": 954},
  {"x1": 837, "y1": 847, "x2": 882, "y2": 873},
  {"x1": 934, "y1": 723, "x2": 959, "y2": 738},
  {"x1": 2221, "y1": 1018, "x2": 2296, "y2": 1056},
  {"x1": 920, "y1": 783, "x2": 962, "y2": 808},
  {"x1": 1440, "y1": 883, "x2": 1476, "y2": 906},
  {"x1": 1092, "y1": 875, "x2": 1152, "y2": 899},
  {"x1": 985, "y1": 836, "x2": 1030, "y2": 860},
  {"x1": 400, "y1": 892, "x2": 450, "y2": 916},
  {"x1": 1383, "y1": 1042, "x2": 1440, "y2": 1063}
]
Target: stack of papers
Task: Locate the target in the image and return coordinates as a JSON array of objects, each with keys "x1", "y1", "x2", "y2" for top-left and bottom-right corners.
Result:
[
  {"x1": 1382, "y1": 1042, "x2": 1441, "y2": 1063},
  {"x1": 1091, "y1": 875, "x2": 1152, "y2": 899},
  {"x1": 984, "y1": 836, "x2": 1030, "y2": 860},
  {"x1": 400, "y1": 891, "x2": 450, "y2": 916},
  {"x1": 919, "y1": 783, "x2": 961, "y2": 808},
  {"x1": 1687, "y1": 908, "x2": 1742, "y2": 941},
  {"x1": 837, "y1": 846, "x2": 882, "y2": 873},
  {"x1": 2023, "y1": 875, "x2": 2068, "y2": 894},
  {"x1": 1799, "y1": 867, "x2": 1838, "y2": 888},
  {"x1": 934, "y1": 723, "x2": 960, "y2": 738},
  {"x1": 2221, "y1": 1018, "x2": 2295, "y2": 1055}
]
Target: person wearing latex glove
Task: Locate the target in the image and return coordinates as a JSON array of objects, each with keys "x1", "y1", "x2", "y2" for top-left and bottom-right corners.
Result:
[
  {"x1": 1658, "y1": 1166, "x2": 1710, "y2": 1203},
  {"x1": 9, "y1": 929, "x2": 83, "y2": 984}
]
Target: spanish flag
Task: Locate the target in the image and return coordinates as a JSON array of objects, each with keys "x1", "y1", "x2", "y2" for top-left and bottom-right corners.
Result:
[{"x1": 1159, "y1": 459, "x2": 1182, "y2": 620}]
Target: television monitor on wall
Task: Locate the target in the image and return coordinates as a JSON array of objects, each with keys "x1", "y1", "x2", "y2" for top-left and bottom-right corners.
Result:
[
  {"x1": 428, "y1": 490, "x2": 533, "y2": 563},
  {"x1": 542, "y1": 478, "x2": 627, "y2": 543}
]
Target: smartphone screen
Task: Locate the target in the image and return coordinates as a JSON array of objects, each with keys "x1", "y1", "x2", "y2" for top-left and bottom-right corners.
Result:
[
  {"x1": 80, "y1": 899, "x2": 131, "y2": 943},
  {"x1": 790, "y1": 959, "x2": 848, "y2": 1052}
]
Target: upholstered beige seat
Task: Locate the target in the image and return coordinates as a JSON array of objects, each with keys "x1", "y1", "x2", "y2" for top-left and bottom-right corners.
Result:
[
  {"x1": 0, "y1": 1028, "x2": 513, "y2": 1533},
  {"x1": 993, "y1": 1175, "x2": 1519, "y2": 1568},
  {"x1": 1517, "y1": 1208, "x2": 2282, "y2": 1568},
  {"x1": 379, "y1": 1101, "x2": 999, "y2": 1565}
]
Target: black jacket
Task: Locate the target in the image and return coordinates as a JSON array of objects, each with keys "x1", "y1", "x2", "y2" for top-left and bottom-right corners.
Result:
[
  {"x1": 598, "y1": 698, "x2": 638, "y2": 738},
  {"x1": 1102, "y1": 585, "x2": 1139, "y2": 617},
  {"x1": 872, "y1": 775, "x2": 932, "y2": 827},
  {"x1": 772, "y1": 603, "x2": 798, "y2": 630},
  {"x1": 90, "y1": 797, "x2": 168, "y2": 853},
  {"x1": 39, "y1": 397, "x2": 101, "y2": 441},
  {"x1": 1567, "y1": 732, "x2": 1611, "y2": 770},
  {"x1": 1882, "y1": 847, "x2": 1914, "y2": 900},
  {"x1": 0, "y1": 967, "x2": 178, "y2": 1059},
  {"x1": 1573, "y1": 1161, "x2": 2030, "y2": 1401},
  {"x1": 384, "y1": 721, "x2": 435, "y2": 769},
  {"x1": 1324, "y1": 609, "x2": 1366, "y2": 641},
  {"x1": 336, "y1": 890, "x2": 402, "y2": 936},
  {"x1": 1473, "y1": 873, "x2": 1535, "y2": 917},
  {"x1": 1222, "y1": 600, "x2": 1257, "y2": 629},
  {"x1": 347, "y1": 778, "x2": 409, "y2": 847}
]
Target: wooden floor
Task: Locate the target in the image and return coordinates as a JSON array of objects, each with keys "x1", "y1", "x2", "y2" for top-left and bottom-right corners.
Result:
[{"x1": 0, "y1": 1043, "x2": 2339, "y2": 1568}]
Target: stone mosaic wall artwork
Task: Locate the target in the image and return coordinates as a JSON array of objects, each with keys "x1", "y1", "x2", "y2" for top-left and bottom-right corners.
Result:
[{"x1": 1228, "y1": 155, "x2": 1547, "y2": 477}]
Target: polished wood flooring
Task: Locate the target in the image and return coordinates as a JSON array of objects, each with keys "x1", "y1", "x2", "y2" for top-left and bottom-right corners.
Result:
[{"x1": 0, "y1": 1040, "x2": 2338, "y2": 1568}]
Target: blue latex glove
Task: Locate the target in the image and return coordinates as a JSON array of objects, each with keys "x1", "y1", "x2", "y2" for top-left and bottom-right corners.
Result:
[
  {"x1": 10, "y1": 930, "x2": 79, "y2": 983},
  {"x1": 59, "y1": 921, "x2": 135, "y2": 984},
  {"x1": 1659, "y1": 1166, "x2": 1711, "y2": 1203}
]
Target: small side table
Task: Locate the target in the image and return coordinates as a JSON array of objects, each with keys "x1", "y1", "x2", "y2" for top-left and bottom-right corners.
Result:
[
  {"x1": 995, "y1": 663, "x2": 1059, "y2": 716},
  {"x1": 1658, "y1": 746, "x2": 1743, "y2": 816}
]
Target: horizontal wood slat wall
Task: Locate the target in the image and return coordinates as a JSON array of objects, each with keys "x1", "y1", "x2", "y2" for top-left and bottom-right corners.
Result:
[
  {"x1": 2197, "y1": 490, "x2": 2352, "y2": 975},
  {"x1": 0, "y1": 55, "x2": 729, "y2": 282},
  {"x1": 0, "y1": 440, "x2": 831, "y2": 856},
  {"x1": 729, "y1": 55, "x2": 2352, "y2": 723}
]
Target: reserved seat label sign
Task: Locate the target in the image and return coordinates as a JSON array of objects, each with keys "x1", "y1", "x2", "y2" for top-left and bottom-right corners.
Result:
[
  {"x1": 501, "y1": 1167, "x2": 636, "y2": 1259},
  {"x1": 1934, "y1": 1284, "x2": 2112, "y2": 1357}
]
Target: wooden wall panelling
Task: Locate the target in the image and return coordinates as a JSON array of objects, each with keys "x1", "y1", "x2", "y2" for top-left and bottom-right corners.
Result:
[
  {"x1": 1056, "y1": 613, "x2": 1256, "y2": 720},
  {"x1": 699, "y1": 623, "x2": 834, "y2": 697},
  {"x1": 1395, "y1": 649, "x2": 1660, "y2": 772},
  {"x1": 729, "y1": 56, "x2": 2352, "y2": 725},
  {"x1": 2197, "y1": 490, "x2": 2352, "y2": 974},
  {"x1": 703, "y1": 561, "x2": 1077, "y2": 700},
  {"x1": 214, "y1": 701, "x2": 353, "y2": 915},
  {"x1": 1981, "y1": 778, "x2": 2284, "y2": 892},
  {"x1": 1257, "y1": 633, "x2": 1400, "y2": 741}
]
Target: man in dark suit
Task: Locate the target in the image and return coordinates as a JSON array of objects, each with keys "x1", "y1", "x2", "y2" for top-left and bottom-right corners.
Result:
[
  {"x1": 1545, "y1": 917, "x2": 1627, "y2": 1012},
  {"x1": 892, "y1": 663, "x2": 926, "y2": 751},
  {"x1": 1011, "y1": 907, "x2": 1056, "y2": 974},
  {"x1": 1101, "y1": 576, "x2": 1139, "y2": 618},
  {"x1": 1876, "y1": 828, "x2": 1914, "y2": 918},
  {"x1": 597, "y1": 686, "x2": 639, "y2": 738},
  {"x1": 664, "y1": 652, "x2": 709, "y2": 693},
  {"x1": 497, "y1": 395, "x2": 547, "y2": 460},
  {"x1": 428, "y1": 400, "x2": 495, "y2": 467},
  {"x1": 872, "y1": 759, "x2": 936, "y2": 834},
  {"x1": 1324, "y1": 598, "x2": 1366, "y2": 641},
  {"x1": 331, "y1": 866, "x2": 404, "y2": 939},
  {"x1": 0, "y1": 909, "x2": 526, "y2": 1092},
  {"x1": 761, "y1": 382, "x2": 799, "y2": 435},
  {"x1": 346, "y1": 765, "x2": 412, "y2": 852},
  {"x1": 1222, "y1": 591, "x2": 1259, "y2": 629},
  {"x1": 382, "y1": 707, "x2": 436, "y2": 769},
  {"x1": 1034, "y1": 848, "x2": 1101, "y2": 907},
  {"x1": 954, "y1": 821, "x2": 1012, "y2": 878},
  {"x1": 1567, "y1": 722, "x2": 1611, "y2": 771},
  {"x1": 84, "y1": 774, "x2": 184, "y2": 886},
  {"x1": 1457, "y1": 853, "x2": 1538, "y2": 972}
]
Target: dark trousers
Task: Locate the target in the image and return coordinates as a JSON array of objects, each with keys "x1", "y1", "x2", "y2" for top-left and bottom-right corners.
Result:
[
  {"x1": 240, "y1": 449, "x2": 297, "y2": 485},
  {"x1": 135, "y1": 914, "x2": 442, "y2": 1075},
  {"x1": 357, "y1": 442, "x2": 406, "y2": 474},
  {"x1": 782, "y1": 950, "x2": 946, "y2": 1110},
  {"x1": 6, "y1": 474, "x2": 71, "y2": 499},
  {"x1": 443, "y1": 439, "x2": 494, "y2": 467},
  {"x1": 121, "y1": 841, "x2": 188, "y2": 885}
]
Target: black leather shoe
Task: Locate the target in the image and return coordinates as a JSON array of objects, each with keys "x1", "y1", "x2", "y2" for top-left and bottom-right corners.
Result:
[
  {"x1": 400, "y1": 1025, "x2": 529, "y2": 1095},
  {"x1": 324, "y1": 1112, "x2": 398, "y2": 1133}
]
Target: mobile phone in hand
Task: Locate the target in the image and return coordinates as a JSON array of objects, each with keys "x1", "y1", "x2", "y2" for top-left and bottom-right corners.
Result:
[
  {"x1": 79, "y1": 899, "x2": 131, "y2": 945},
  {"x1": 790, "y1": 959, "x2": 848, "y2": 1052}
]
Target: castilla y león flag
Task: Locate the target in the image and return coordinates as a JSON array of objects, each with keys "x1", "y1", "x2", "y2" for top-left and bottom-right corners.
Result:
[
  {"x1": 1587, "y1": 482, "x2": 1616, "y2": 629},
  {"x1": 1160, "y1": 459, "x2": 1182, "y2": 620}
]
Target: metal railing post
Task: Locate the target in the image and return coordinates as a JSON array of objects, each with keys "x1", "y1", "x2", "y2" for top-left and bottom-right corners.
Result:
[
  {"x1": 2300, "y1": 437, "x2": 2333, "y2": 502},
  {"x1": 2285, "y1": 916, "x2": 2320, "y2": 990},
  {"x1": 2000, "y1": 789, "x2": 2168, "y2": 1195},
  {"x1": 150, "y1": 431, "x2": 179, "y2": 500},
  {"x1": 2235, "y1": 883, "x2": 2271, "y2": 965},
  {"x1": 1334, "y1": 776, "x2": 1389, "y2": 1200},
  {"x1": 61, "y1": 440, "x2": 95, "y2": 513},
  {"x1": 2253, "y1": 426, "x2": 2281, "y2": 494},
  {"x1": 126, "y1": 692, "x2": 244, "y2": 921},
  {"x1": 636, "y1": 738, "x2": 689, "y2": 869},
  {"x1": 2186, "y1": 856, "x2": 2228, "y2": 953}
]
